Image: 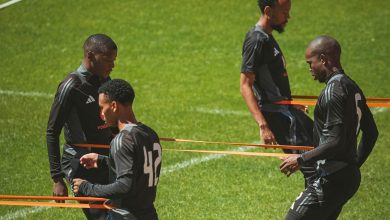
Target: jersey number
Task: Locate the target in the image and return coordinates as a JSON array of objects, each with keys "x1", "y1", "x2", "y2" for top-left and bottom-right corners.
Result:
[
  {"x1": 355, "y1": 93, "x2": 362, "y2": 135},
  {"x1": 143, "y1": 143, "x2": 162, "y2": 187}
]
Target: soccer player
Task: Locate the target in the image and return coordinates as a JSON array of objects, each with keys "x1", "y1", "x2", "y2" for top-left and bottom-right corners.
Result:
[
  {"x1": 46, "y1": 34, "x2": 117, "y2": 219},
  {"x1": 240, "y1": 0, "x2": 315, "y2": 183},
  {"x1": 72, "y1": 79, "x2": 162, "y2": 220},
  {"x1": 280, "y1": 36, "x2": 378, "y2": 220}
]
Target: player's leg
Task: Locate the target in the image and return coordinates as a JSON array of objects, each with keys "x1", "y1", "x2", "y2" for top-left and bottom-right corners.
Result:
[
  {"x1": 324, "y1": 205, "x2": 343, "y2": 220},
  {"x1": 321, "y1": 165, "x2": 361, "y2": 220},
  {"x1": 284, "y1": 186, "x2": 325, "y2": 220}
]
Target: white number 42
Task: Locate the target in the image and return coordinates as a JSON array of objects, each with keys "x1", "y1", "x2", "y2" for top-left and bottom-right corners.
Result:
[{"x1": 143, "y1": 143, "x2": 162, "y2": 187}]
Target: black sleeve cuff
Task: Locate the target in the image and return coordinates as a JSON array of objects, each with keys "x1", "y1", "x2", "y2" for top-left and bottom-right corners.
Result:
[{"x1": 297, "y1": 155, "x2": 305, "y2": 166}]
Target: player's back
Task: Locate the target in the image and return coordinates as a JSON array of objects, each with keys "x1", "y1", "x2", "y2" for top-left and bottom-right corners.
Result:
[{"x1": 110, "y1": 123, "x2": 162, "y2": 215}]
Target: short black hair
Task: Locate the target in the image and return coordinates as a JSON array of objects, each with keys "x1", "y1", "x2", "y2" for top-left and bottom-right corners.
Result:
[
  {"x1": 98, "y1": 79, "x2": 135, "y2": 105},
  {"x1": 83, "y1": 33, "x2": 117, "y2": 54},
  {"x1": 258, "y1": 0, "x2": 276, "y2": 13}
]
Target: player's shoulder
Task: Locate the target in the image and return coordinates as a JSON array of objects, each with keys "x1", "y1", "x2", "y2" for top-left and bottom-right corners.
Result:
[
  {"x1": 322, "y1": 73, "x2": 345, "y2": 103},
  {"x1": 245, "y1": 25, "x2": 269, "y2": 43},
  {"x1": 60, "y1": 71, "x2": 84, "y2": 88},
  {"x1": 112, "y1": 123, "x2": 159, "y2": 152},
  {"x1": 118, "y1": 123, "x2": 154, "y2": 140}
]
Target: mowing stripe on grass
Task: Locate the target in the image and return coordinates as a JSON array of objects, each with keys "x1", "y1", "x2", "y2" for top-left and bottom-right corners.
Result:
[
  {"x1": 0, "y1": 0, "x2": 22, "y2": 10},
  {"x1": 0, "y1": 90, "x2": 52, "y2": 98}
]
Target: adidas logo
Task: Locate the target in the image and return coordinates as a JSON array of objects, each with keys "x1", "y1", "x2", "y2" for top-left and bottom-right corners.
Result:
[
  {"x1": 274, "y1": 47, "x2": 280, "y2": 57},
  {"x1": 86, "y1": 95, "x2": 95, "y2": 104}
]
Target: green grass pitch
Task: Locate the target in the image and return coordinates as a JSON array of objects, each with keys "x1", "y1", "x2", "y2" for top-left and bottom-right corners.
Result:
[{"x1": 0, "y1": 0, "x2": 389, "y2": 219}]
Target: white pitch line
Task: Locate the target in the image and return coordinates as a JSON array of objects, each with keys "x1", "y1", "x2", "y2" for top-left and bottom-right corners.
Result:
[
  {"x1": 0, "y1": 206, "x2": 50, "y2": 220},
  {"x1": 161, "y1": 146, "x2": 253, "y2": 175},
  {"x1": 0, "y1": 90, "x2": 53, "y2": 98},
  {"x1": 0, "y1": 0, "x2": 22, "y2": 10},
  {"x1": 194, "y1": 107, "x2": 249, "y2": 116},
  {"x1": 371, "y1": 107, "x2": 389, "y2": 114}
]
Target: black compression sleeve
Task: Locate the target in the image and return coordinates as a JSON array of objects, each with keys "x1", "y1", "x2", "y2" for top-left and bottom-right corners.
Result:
[
  {"x1": 78, "y1": 175, "x2": 133, "y2": 199},
  {"x1": 97, "y1": 155, "x2": 109, "y2": 170},
  {"x1": 47, "y1": 90, "x2": 70, "y2": 179},
  {"x1": 301, "y1": 124, "x2": 344, "y2": 164}
]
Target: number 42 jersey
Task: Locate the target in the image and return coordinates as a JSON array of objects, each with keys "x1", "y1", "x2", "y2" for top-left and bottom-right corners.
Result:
[
  {"x1": 109, "y1": 123, "x2": 162, "y2": 210},
  {"x1": 78, "y1": 122, "x2": 162, "y2": 215}
]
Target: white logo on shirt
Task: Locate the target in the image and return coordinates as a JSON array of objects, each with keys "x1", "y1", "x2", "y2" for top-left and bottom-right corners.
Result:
[
  {"x1": 85, "y1": 95, "x2": 95, "y2": 104},
  {"x1": 274, "y1": 47, "x2": 280, "y2": 57}
]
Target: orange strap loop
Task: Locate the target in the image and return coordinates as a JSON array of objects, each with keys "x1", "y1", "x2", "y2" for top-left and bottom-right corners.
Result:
[
  {"x1": 0, "y1": 195, "x2": 107, "y2": 202},
  {"x1": 292, "y1": 95, "x2": 390, "y2": 102},
  {"x1": 74, "y1": 138, "x2": 314, "y2": 151},
  {"x1": 0, "y1": 200, "x2": 112, "y2": 209},
  {"x1": 277, "y1": 100, "x2": 390, "y2": 107}
]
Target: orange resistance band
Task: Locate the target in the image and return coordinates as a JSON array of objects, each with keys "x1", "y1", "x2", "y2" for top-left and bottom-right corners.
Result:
[
  {"x1": 164, "y1": 148, "x2": 296, "y2": 158},
  {"x1": 0, "y1": 200, "x2": 112, "y2": 209},
  {"x1": 292, "y1": 95, "x2": 390, "y2": 102},
  {"x1": 159, "y1": 137, "x2": 313, "y2": 151},
  {"x1": 75, "y1": 139, "x2": 314, "y2": 151},
  {"x1": 0, "y1": 195, "x2": 107, "y2": 202},
  {"x1": 277, "y1": 100, "x2": 390, "y2": 107}
]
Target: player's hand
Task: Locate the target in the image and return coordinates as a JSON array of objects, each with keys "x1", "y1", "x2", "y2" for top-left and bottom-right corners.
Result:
[
  {"x1": 72, "y1": 178, "x2": 86, "y2": 194},
  {"x1": 80, "y1": 153, "x2": 99, "y2": 169},
  {"x1": 259, "y1": 124, "x2": 277, "y2": 145},
  {"x1": 52, "y1": 178, "x2": 68, "y2": 203},
  {"x1": 293, "y1": 104, "x2": 309, "y2": 114},
  {"x1": 280, "y1": 155, "x2": 300, "y2": 177}
]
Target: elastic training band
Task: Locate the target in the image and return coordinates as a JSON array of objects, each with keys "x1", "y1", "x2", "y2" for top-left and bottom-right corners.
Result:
[
  {"x1": 164, "y1": 148, "x2": 297, "y2": 158},
  {"x1": 74, "y1": 139, "x2": 314, "y2": 151},
  {"x1": 0, "y1": 201, "x2": 112, "y2": 209}
]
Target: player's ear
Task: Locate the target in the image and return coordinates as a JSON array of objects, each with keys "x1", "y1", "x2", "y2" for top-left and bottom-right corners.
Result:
[
  {"x1": 264, "y1": 6, "x2": 272, "y2": 19},
  {"x1": 319, "y1": 54, "x2": 326, "y2": 65},
  {"x1": 111, "y1": 101, "x2": 118, "y2": 112}
]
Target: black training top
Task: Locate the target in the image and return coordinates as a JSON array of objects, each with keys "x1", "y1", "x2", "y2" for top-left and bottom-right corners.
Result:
[
  {"x1": 301, "y1": 70, "x2": 378, "y2": 167},
  {"x1": 241, "y1": 24, "x2": 291, "y2": 104},
  {"x1": 79, "y1": 123, "x2": 162, "y2": 212},
  {"x1": 46, "y1": 64, "x2": 112, "y2": 179}
]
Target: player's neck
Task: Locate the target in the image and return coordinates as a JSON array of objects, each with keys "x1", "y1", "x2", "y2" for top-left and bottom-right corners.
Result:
[
  {"x1": 117, "y1": 110, "x2": 138, "y2": 131},
  {"x1": 258, "y1": 17, "x2": 272, "y2": 34}
]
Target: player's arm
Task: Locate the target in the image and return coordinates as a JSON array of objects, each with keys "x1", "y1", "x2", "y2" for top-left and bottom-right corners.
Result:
[
  {"x1": 73, "y1": 175, "x2": 132, "y2": 199},
  {"x1": 299, "y1": 87, "x2": 346, "y2": 164},
  {"x1": 79, "y1": 153, "x2": 109, "y2": 169},
  {"x1": 356, "y1": 104, "x2": 378, "y2": 167},
  {"x1": 74, "y1": 136, "x2": 135, "y2": 198},
  {"x1": 299, "y1": 124, "x2": 344, "y2": 164},
  {"x1": 46, "y1": 77, "x2": 76, "y2": 201},
  {"x1": 240, "y1": 73, "x2": 276, "y2": 144}
]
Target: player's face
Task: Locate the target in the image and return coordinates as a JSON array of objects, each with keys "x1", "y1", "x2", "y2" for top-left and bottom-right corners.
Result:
[
  {"x1": 305, "y1": 48, "x2": 327, "y2": 83},
  {"x1": 270, "y1": 0, "x2": 291, "y2": 33},
  {"x1": 91, "y1": 50, "x2": 117, "y2": 80},
  {"x1": 98, "y1": 93, "x2": 117, "y2": 127}
]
